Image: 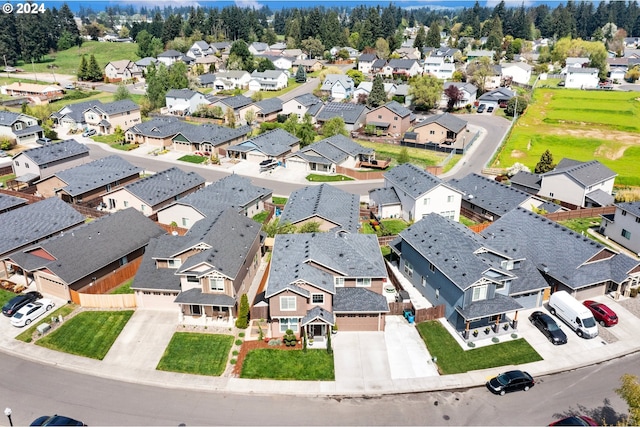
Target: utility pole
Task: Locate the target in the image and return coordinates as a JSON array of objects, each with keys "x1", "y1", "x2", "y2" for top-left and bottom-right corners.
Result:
[{"x1": 32, "y1": 59, "x2": 38, "y2": 83}]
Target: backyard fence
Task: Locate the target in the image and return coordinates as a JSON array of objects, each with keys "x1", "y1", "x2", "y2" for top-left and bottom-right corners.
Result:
[
  {"x1": 544, "y1": 206, "x2": 615, "y2": 221},
  {"x1": 78, "y1": 258, "x2": 142, "y2": 295},
  {"x1": 70, "y1": 290, "x2": 137, "y2": 308}
]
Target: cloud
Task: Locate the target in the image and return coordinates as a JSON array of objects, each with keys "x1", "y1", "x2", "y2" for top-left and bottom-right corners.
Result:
[
  {"x1": 485, "y1": 0, "x2": 535, "y2": 7},
  {"x1": 235, "y1": 0, "x2": 263, "y2": 9}
]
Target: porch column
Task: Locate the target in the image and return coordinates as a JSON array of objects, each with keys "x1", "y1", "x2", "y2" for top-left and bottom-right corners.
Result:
[
  {"x1": 463, "y1": 321, "x2": 470, "y2": 339},
  {"x1": 512, "y1": 311, "x2": 519, "y2": 329},
  {"x1": 493, "y1": 314, "x2": 501, "y2": 332}
]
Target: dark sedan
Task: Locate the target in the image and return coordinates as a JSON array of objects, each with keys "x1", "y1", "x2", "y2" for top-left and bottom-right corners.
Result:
[
  {"x1": 2, "y1": 291, "x2": 42, "y2": 317},
  {"x1": 486, "y1": 370, "x2": 535, "y2": 395},
  {"x1": 30, "y1": 415, "x2": 85, "y2": 426},
  {"x1": 529, "y1": 310, "x2": 568, "y2": 345}
]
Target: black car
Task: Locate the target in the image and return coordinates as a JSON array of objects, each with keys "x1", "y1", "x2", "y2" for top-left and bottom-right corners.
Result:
[
  {"x1": 477, "y1": 104, "x2": 486, "y2": 113},
  {"x1": 486, "y1": 370, "x2": 535, "y2": 395},
  {"x1": 529, "y1": 310, "x2": 568, "y2": 345},
  {"x1": 30, "y1": 415, "x2": 86, "y2": 426},
  {"x1": 2, "y1": 291, "x2": 42, "y2": 317}
]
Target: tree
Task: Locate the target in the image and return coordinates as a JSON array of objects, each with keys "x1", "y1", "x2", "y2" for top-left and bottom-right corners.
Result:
[
  {"x1": 409, "y1": 75, "x2": 443, "y2": 111},
  {"x1": 322, "y1": 117, "x2": 348, "y2": 137},
  {"x1": 235, "y1": 294, "x2": 249, "y2": 329},
  {"x1": 426, "y1": 21, "x2": 442, "y2": 48},
  {"x1": 244, "y1": 109, "x2": 256, "y2": 125},
  {"x1": 346, "y1": 69, "x2": 365, "y2": 86},
  {"x1": 413, "y1": 25, "x2": 426, "y2": 51},
  {"x1": 534, "y1": 149, "x2": 555, "y2": 174},
  {"x1": 113, "y1": 125, "x2": 125, "y2": 143},
  {"x1": 57, "y1": 31, "x2": 76, "y2": 51},
  {"x1": 77, "y1": 55, "x2": 88, "y2": 81},
  {"x1": 506, "y1": 96, "x2": 528, "y2": 117},
  {"x1": 145, "y1": 63, "x2": 170, "y2": 109},
  {"x1": 616, "y1": 374, "x2": 640, "y2": 426},
  {"x1": 397, "y1": 147, "x2": 410, "y2": 164},
  {"x1": 444, "y1": 84, "x2": 464, "y2": 111},
  {"x1": 295, "y1": 65, "x2": 307, "y2": 83},
  {"x1": 86, "y1": 55, "x2": 103, "y2": 82},
  {"x1": 256, "y1": 57, "x2": 275, "y2": 72},
  {"x1": 300, "y1": 37, "x2": 325, "y2": 59},
  {"x1": 262, "y1": 218, "x2": 296, "y2": 237},
  {"x1": 0, "y1": 13, "x2": 20, "y2": 65},
  {"x1": 225, "y1": 108, "x2": 236, "y2": 128},
  {"x1": 374, "y1": 37, "x2": 390, "y2": 60},
  {"x1": 168, "y1": 62, "x2": 188, "y2": 89},
  {"x1": 114, "y1": 84, "x2": 131, "y2": 101},
  {"x1": 467, "y1": 57, "x2": 494, "y2": 94},
  {"x1": 298, "y1": 222, "x2": 321, "y2": 233},
  {"x1": 368, "y1": 74, "x2": 387, "y2": 108},
  {"x1": 297, "y1": 114, "x2": 315, "y2": 148}
]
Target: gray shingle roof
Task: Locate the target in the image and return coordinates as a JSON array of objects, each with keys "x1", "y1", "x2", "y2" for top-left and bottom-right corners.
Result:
[
  {"x1": 478, "y1": 88, "x2": 515, "y2": 102},
  {"x1": 174, "y1": 288, "x2": 236, "y2": 306},
  {"x1": 125, "y1": 117, "x2": 183, "y2": 138},
  {"x1": 316, "y1": 102, "x2": 368, "y2": 125},
  {"x1": 0, "y1": 111, "x2": 21, "y2": 126},
  {"x1": 0, "y1": 193, "x2": 26, "y2": 212},
  {"x1": 280, "y1": 184, "x2": 360, "y2": 233},
  {"x1": 545, "y1": 159, "x2": 617, "y2": 187},
  {"x1": 118, "y1": 167, "x2": 205, "y2": 207},
  {"x1": 131, "y1": 237, "x2": 181, "y2": 291},
  {"x1": 88, "y1": 99, "x2": 139, "y2": 116},
  {"x1": 50, "y1": 155, "x2": 141, "y2": 197},
  {"x1": 0, "y1": 198, "x2": 84, "y2": 257},
  {"x1": 456, "y1": 293, "x2": 523, "y2": 320},
  {"x1": 175, "y1": 123, "x2": 251, "y2": 146},
  {"x1": 166, "y1": 88, "x2": 200, "y2": 100},
  {"x1": 320, "y1": 74, "x2": 354, "y2": 91},
  {"x1": 617, "y1": 201, "x2": 640, "y2": 217},
  {"x1": 158, "y1": 49, "x2": 182, "y2": 57},
  {"x1": 17, "y1": 139, "x2": 89, "y2": 167},
  {"x1": 387, "y1": 59, "x2": 419, "y2": 69},
  {"x1": 14, "y1": 125, "x2": 43, "y2": 137},
  {"x1": 301, "y1": 306, "x2": 335, "y2": 325},
  {"x1": 229, "y1": 128, "x2": 299, "y2": 157},
  {"x1": 377, "y1": 100, "x2": 412, "y2": 118},
  {"x1": 198, "y1": 73, "x2": 217, "y2": 85},
  {"x1": 333, "y1": 287, "x2": 389, "y2": 313},
  {"x1": 585, "y1": 189, "x2": 614, "y2": 206},
  {"x1": 218, "y1": 95, "x2": 253, "y2": 110},
  {"x1": 368, "y1": 187, "x2": 400, "y2": 206},
  {"x1": 510, "y1": 171, "x2": 541, "y2": 191},
  {"x1": 384, "y1": 163, "x2": 454, "y2": 199},
  {"x1": 54, "y1": 100, "x2": 102, "y2": 124},
  {"x1": 358, "y1": 53, "x2": 377, "y2": 62},
  {"x1": 414, "y1": 113, "x2": 467, "y2": 133},
  {"x1": 253, "y1": 97, "x2": 283, "y2": 115},
  {"x1": 293, "y1": 93, "x2": 322, "y2": 107},
  {"x1": 443, "y1": 81, "x2": 478, "y2": 95}
]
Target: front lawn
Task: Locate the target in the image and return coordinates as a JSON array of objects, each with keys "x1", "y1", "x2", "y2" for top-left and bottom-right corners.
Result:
[
  {"x1": 416, "y1": 321, "x2": 542, "y2": 375},
  {"x1": 241, "y1": 348, "x2": 334, "y2": 380},
  {"x1": 178, "y1": 155, "x2": 207, "y2": 164},
  {"x1": 156, "y1": 332, "x2": 233, "y2": 376},
  {"x1": 259, "y1": 79, "x2": 303, "y2": 99},
  {"x1": 356, "y1": 139, "x2": 453, "y2": 168},
  {"x1": 306, "y1": 173, "x2": 353, "y2": 182},
  {"x1": 36, "y1": 310, "x2": 134, "y2": 359},
  {"x1": 15, "y1": 304, "x2": 78, "y2": 343}
]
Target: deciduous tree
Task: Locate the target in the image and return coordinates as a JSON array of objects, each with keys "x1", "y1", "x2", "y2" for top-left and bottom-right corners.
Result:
[
  {"x1": 322, "y1": 117, "x2": 348, "y2": 137},
  {"x1": 444, "y1": 84, "x2": 464, "y2": 111},
  {"x1": 409, "y1": 75, "x2": 443, "y2": 111},
  {"x1": 616, "y1": 374, "x2": 640, "y2": 426}
]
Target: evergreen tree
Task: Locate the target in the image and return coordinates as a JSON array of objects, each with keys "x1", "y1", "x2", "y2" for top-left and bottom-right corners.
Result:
[
  {"x1": 534, "y1": 149, "x2": 555, "y2": 174},
  {"x1": 368, "y1": 74, "x2": 387, "y2": 108},
  {"x1": 413, "y1": 25, "x2": 426, "y2": 51},
  {"x1": 16, "y1": 13, "x2": 48, "y2": 62},
  {"x1": 168, "y1": 62, "x2": 188, "y2": 89},
  {"x1": 77, "y1": 55, "x2": 88, "y2": 81},
  {"x1": 235, "y1": 294, "x2": 249, "y2": 329},
  {"x1": 256, "y1": 58, "x2": 275, "y2": 72},
  {"x1": 87, "y1": 55, "x2": 103, "y2": 82},
  {"x1": 0, "y1": 13, "x2": 20, "y2": 65},
  {"x1": 426, "y1": 21, "x2": 442, "y2": 48},
  {"x1": 295, "y1": 65, "x2": 307, "y2": 83}
]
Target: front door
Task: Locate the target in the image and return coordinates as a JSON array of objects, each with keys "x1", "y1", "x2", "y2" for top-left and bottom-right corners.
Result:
[{"x1": 311, "y1": 324, "x2": 324, "y2": 338}]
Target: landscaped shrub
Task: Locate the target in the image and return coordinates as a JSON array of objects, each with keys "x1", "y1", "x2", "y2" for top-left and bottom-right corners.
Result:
[
  {"x1": 232, "y1": 350, "x2": 239, "y2": 356},
  {"x1": 268, "y1": 339, "x2": 281, "y2": 346},
  {"x1": 238, "y1": 332, "x2": 245, "y2": 338},
  {"x1": 630, "y1": 288, "x2": 638, "y2": 298},
  {"x1": 230, "y1": 358, "x2": 237, "y2": 364},
  {"x1": 492, "y1": 337, "x2": 500, "y2": 343},
  {"x1": 283, "y1": 329, "x2": 297, "y2": 347},
  {"x1": 235, "y1": 339, "x2": 243, "y2": 346},
  {"x1": 235, "y1": 294, "x2": 250, "y2": 329}
]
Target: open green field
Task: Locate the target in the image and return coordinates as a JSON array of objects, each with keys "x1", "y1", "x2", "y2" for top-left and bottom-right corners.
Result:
[{"x1": 494, "y1": 89, "x2": 640, "y2": 186}]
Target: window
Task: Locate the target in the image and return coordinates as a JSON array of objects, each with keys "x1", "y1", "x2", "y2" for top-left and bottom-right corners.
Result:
[
  {"x1": 14, "y1": 123, "x2": 22, "y2": 130},
  {"x1": 447, "y1": 195, "x2": 454, "y2": 203},
  {"x1": 14, "y1": 161, "x2": 19, "y2": 166},
  {"x1": 141, "y1": 205, "x2": 145, "y2": 211},
  {"x1": 423, "y1": 198, "x2": 430, "y2": 206},
  {"x1": 404, "y1": 261, "x2": 413, "y2": 277},
  {"x1": 621, "y1": 210, "x2": 627, "y2": 216},
  {"x1": 435, "y1": 288, "x2": 439, "y2": 299},
  {"x1": 472, "y1": 285, "x2": 488, "y2": 302},
  {"x1": 123, "y1": 201, "x2": 129, "y2": 207},
  {"x1": 356, "y1": 278, "x2": 371, "y2": 287},
  {"x1": 496, "y1": 282, "x2": 506, "y2": 290},
  {"x1": 429, "y1": 130, "x2": 435, "y2": 135},
  {"x1": 421, "y1": 276, "x2": 426, "y2": 288},
  {"x1": 280, "y1": 296, "x2": 296, "y2": 311},
  {"x1": 106, "y1": 183, "x2": 111, "y2": 192},
  {"x1": 167, "y1": 259, "x2": 181, "y2": 268},
  {"x1": 182, "y1": 217, "x2": 190, "y2": 227},
  {"x1": 622, "y1": 229, "x2": 631, "y2": 240},
  {"x1": 190, "y1": 305, "x2": 201, "y2": 315},
  {"x1": 377, "y1": 114, "x2": 382, "y2": 119},
  {"x1": 334, "y1": 277, "x2": 344, "y2": 287},
  {"x1": 25, "y1": 163, "x2": 29, "y2": 169},
  {"x1": 636, "y1": 217, "x2": 640, "y2": 223},
  {"x1": 393, "y1": 116, "x2": 398, "y2": 121},
  {"x1": 549, "y1": 192, "x2": 554, "y2": 197},
  {"x1": 429, "y1": 262, "x2": 435, "y2": 272},
  {"x1": 312, "y1": 294, "x2": 324, "y2": 304},
  {"x1": 108, "y1": 198, "x2": 116, "y2": 209},
  {"x1": 209, "y1": 277, "x2": 224, "y2": 291},
  {"x1": 119, "y1": 256, "x2": 127, "y2": 266},
  {"x1": 279, "y1": 317, "x2": 298, "y2": 333},
  {"x1": 186, "y1": 275, "x2": 199, "y2": 283}
]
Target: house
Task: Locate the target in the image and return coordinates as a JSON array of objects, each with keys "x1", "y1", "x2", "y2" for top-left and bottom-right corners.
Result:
[
  {"x1": 365, "y1": 101, "x2": 415, "y2": 135},
  {"x1": 538, "y1": 159, "x2": 617, "y2": 208},
  {"x1": 565, "y1": 67, "x2": 599, "y2": 89},
  {"x1": 104, "y1": 60, "x2": 142, "y2": 82},
  {"x1": 156, "y1": 174, "x2": 272, "y2": 229},
  {"x1": 255, "y1": 54, "x2": 294, "y2": 71},
  {"x1": 422, "y1": 56, "x2": 456, "y2": 80},
  {"x1": 483, "y1": 207, "x2": 640, "y2": 299},
  {"x1": 135, "y1": 57, "x2": 159, "y2": 74},
  {"x1": 82, "y1": 99, "x2": 141, "y2": 135},
  {"x1": 279, "y1": 184, "x2": 360, "y2": 233},
  {"x1": 227, "y1": 128, "x2": 300, "y2": 163},
  {"x1": 441, "y1": 82, "x2": 477, "y2": 108},
  {"x1": 393, "y1": 83, "x2": 412, "y2": 106},
  {"x1": 281, "y1": 93, "x2": 323, "y2": 122},
  {"x1": 264, "y1": 232, "x2": 389, "y2": 339},
  {"x1": 0, "y1": 193, "x2": 27, "y2": 214},
  {"x1": 0, "y1": 198, "x2": 84, "y2": 264},
  {"x1": 390, "y1": 212, "x2": 547, "y2": 335},
  {"x1": 404, "y1": 113, "x2": 467, "y2": 147},
  {"x1": 282, "y1": 48, "x2": 306, "y2": 60},
  {"x1": 211, "y1": 71, "x2": 251, "y2": 91},
  {"x1": 132, "y1": 208, "x2": 263, "y2": 322},
  {"x1": 447, "y1": 173, "x2": 565, "y2": 223},
  {"x1": 293, "y1": 59, "x2": 323, "y2": 74},
  {"x1": 380, "y1": 59, "x2": 422, "y2": 79},
  {"x1": 210, "y1": 95, "x2": 254, "y2": 123},
  {"x1": 316, "y1": 102, "x2": 368, "y2": 132},
  {"x1": 249, "y1": 42, "x2": 269, "y2": 55},
  {"x1": 124, "y1": 117, "x2": 184, "y2": 149},
  {"x1": 357, "y1": 53, "x2": 378, "y2": 74},
  {"x1": 4, "y1": 208, "x2": 165, "y2": 301},
  {"x1": 329, "y1": 46, "x2": 359, "y2": 60},
  {"x1": 165, "y1": 89, "x2": 210, "y2": 116},
  {"x1": 0, "y1": 111, "x2": 43, "y2": 145},
  {"x1": 2, "y1": 82, "x2": 64, "y2": 103},
  {"x1": 500, "y1": 62, "x2": 533, "y2": 85},
  {"x1": 429, "y1": 47, "x2": 460, "y2": 62},
  {"x1": 371, "y1": 58, "x2": 387, "y2": 75},
  {"x1": 35, "y1": 155, "x2": 141, "y2": 204},
  {"x1": 285, "y1": 134, "x2": 374, "y2": 174},
  {"x1": 194, "y1": 55, "x2": 221, "y2": 73},
  {"x1": 157, "y1": 50, "x2": 183, "y2": 66},
  {"x1": 466, "y1": 50, "x2": 495, "y2": 61},
  {"x1": 320, "y1": 74, "x2": 355, "y2": 100},
  {"x1": 352, "y1": 81, "x2": 397, "y2": 103},
  {"x1": 394, "y1": 47, "x2": 421, "y2": 60},
  {"x1": 369, "y1": 163, "x2": 462, "y2": 222},
  {"x1": 186, "y1": 40, "x2": 214, "y2": 59},
  {"x1": 248, "y1": 70, "x2": 288, "y2": 92},
  {"x1": 564, "y1": 57, "x2": 590, "y2": 70},
  {"x1": 197, "y1": 73, "x2": 218, "y2": 87},
  {"x1": 477, "y1": 87, "x2": 515, "y2": 109},
  {"x1": 600, "y1": 202, "x2": 640, "y2": 256},
  {"x1": 102, "y1": 167, "x2": 206, "y2": 215},
  {"x1": 11, "y1": 139, "x2": 90, "y2": 182},
  {"x1": 240, "y1": 97, "x2": 283, "y2": 123},
  {"x1": 171, "y1": 122, "x2": 251, "y2": 155}
]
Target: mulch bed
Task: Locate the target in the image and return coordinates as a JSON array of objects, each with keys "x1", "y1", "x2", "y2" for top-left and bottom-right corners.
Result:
[{"x1": 232, "y1": 339, "x2": 302, "y2": 376}]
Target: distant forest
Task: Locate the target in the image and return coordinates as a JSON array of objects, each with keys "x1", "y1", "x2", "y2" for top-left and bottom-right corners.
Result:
[{"x1": 1, "y1": 1, "x2": 640, "y2": 66}]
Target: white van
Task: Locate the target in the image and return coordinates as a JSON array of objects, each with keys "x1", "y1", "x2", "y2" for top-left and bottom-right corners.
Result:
[{"x1": 548, "y1": 291, "x2": 598, "y2": 339}]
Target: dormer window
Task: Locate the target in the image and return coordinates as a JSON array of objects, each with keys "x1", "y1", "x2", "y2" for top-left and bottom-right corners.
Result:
[
  {"x1": 472, "y1": 284, "x2": 488, "y2": 301},
  {"x1": 167, "y1": 259, "x2": 181, "y2": 268}
]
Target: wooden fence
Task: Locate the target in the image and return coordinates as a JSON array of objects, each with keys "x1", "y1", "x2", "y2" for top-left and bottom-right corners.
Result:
[
  {"x1": 387, "y1": 302, "x2": 445, "y2": 321},
  {"x1": 78, "y1": 258, "x2": 142, "y2": 295},
  {"x1": 0, "y1": 188, "x2": 43, "y2": 203},
  {"x1": 70, "y1": 291, "x2": 137, "y2": 308},
  {"x1": 544, "y1": 206, "x2": 615, "y2": 221},
  {"x1": 335, "y1": 165, "x2": 386, "y2": 180},
  {"x1": 71, "y1": 204, "x2": 108, "y2": 219}
]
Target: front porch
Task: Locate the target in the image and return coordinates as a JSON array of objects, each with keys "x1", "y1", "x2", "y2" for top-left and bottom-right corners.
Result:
[
  {"x1": 174, "y1": 288, "x2": 236, "y2": 327},
  {"x1": 455, "y1": 293, "x2": 523, "y2": 346}
]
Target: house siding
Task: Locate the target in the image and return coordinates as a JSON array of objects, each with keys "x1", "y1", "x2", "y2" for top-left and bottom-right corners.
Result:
[
  {"x1": 366, "y1": 107, "x2": 412, "y2": 135},
  {"x1": 601, "y1": 206, "x2": 640, "y2": 255}
]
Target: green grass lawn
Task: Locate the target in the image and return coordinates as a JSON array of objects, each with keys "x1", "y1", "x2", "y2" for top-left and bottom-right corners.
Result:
[
  {"x1": 252, "y1": 211, "x2": 270, "y2": 224},
  {"x1": 240, "y1": 349, "x2": 335, "y2": 380},
  {"x1": 416, "y1": 321, "x2": 542, "y2": 375},
  {"x1": 494, "y1": 88, "x2": 640, "y2": 186},
  {"x1": 156, "y1": 332, "x2": 233, "y2": 376},
  {"x1": 91, "y1": 134, "x2": 138, "y2": 151},
  {"x1": 459, "y1": 215, "x2": 478, "y2": 227},
  {"x1": 356, "y1": 139, "x2": 452, "y2": 168},
  {"x1": 109, "y1": 279, "x2": 134, "y2": 294},
  {"x1": 15, "y1": 304, "x2": 78, "y2": 342},
  {"x1": 0, "y1": 174, "x2": 16, "y2": 186},
  {"x1": 178, "y1": 155, "x2": 207, "y2": 164},
  {"x1": 259, "y1": 79, "x2": 303, "y2": 99},
  {"x1": 557, "y1": 217, "x2": 601, "y2": 235},
  {"x1": 306, "y1": 173, "x2": 354, "y2": 182},
  {"x1": 361, "y1": 218, "x2": 409, "y2": 235},
  {"x1": 0, "y1": 289, "x2": 17, "y2": 308},
  {"x1": 272, "y1": 196, "x2": 288, "y2": 205},
  {"x1": 36, "y1": 310, "x2": 134, "y2": 359}
]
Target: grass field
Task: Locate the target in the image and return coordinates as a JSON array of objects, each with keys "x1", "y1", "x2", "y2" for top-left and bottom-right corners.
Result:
[
  {"x1": 494, "y1": 89, "x2": 640, "y2": 186},
  {"x1": 156, "y1": 332, "x2": 233, "y2": 376},
  {"x1": 356, "y1": 139, "x2": 460, "y2": 170}
]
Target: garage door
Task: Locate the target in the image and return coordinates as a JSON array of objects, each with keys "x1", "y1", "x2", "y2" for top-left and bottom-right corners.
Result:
[
  {"x1": 336, "y1": 313, "x2": 384, "y2": 331},
  {"x1": 37, "y1": 276, "x2": 70, "y2": 300},
  {"x1": 135, "y1": 291, "x2": 179, "y2": 311},
  {"x1": 286, "y1": 158, "x2": 307, "y2": 173},
  {"x1": 575, "y1": 284, "x2": 605, "y2": 300}
]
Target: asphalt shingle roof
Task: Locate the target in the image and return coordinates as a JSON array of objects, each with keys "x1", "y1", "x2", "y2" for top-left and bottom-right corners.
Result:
[
  {"x1": 333, "y1": 287, "x2": 389, "y2": 312},
  {"x1": 175, "y1": 123, "x2": 251, "y2": 145},
  {"x1": 166, "y1": 89, "x2": 201, "y2": 100},
  {"x1": 253, "y1": 97, "x2": 283, "y2": 115},
  {"x1": 118, "y1": 167, "x2": 205, "y2": 208},
  {"x1": 456, "y1": 293, "x2": 523, "y2": 319},
  {"x1": 0, "y1": 111, "x2": 21, "y2": 126},
  {"x1": 510, "y1": 171, "x2": 541, "y2": 191},
  {"x1": 17, "y1": 139, "x2": 89, "y2": 166},
  {"x1": 378, "y1": 100, "x2": 412, "y2": 118},
  {"x1": 125, "y1": 117, "x2": 183, "y2": 138},
  {"x1": 88, "y1": 99, "x2": 139, "y2": 116},
  {"x1": 414, "y1": 113, "x2": 467, "y2": 133},
  {"x1": 545, "y1": 159, "x2": 617, "y2": 187},
  {"x1": 316, "y1": 102, "x2": 368, "y2": 125},
  {"x1": 0, "y1": 193, "x2": 26, "y2": 212},
  {"x1": 229, "y1": 128, "x2": 299, "y2": 157},
  {"x1": 131, "y1": 237, "x2": 181, "y2": 291},
  {"x1": 384, "y1": 163, "x2": 453, "y2": 199},
  {"x1": 617, "y1": 201, "x2": 640, "y2": 217},
  {"x1": 217, "y1": 95, "x2": 253, "y2": 110},
  {"x1": 368, "y1": 187, "x2": 400, "y2": 206}
]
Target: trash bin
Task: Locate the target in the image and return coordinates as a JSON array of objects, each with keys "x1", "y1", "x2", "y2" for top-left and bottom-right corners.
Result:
[{"x1": 407, "y1": 314, "x2": 415, "y2": 324}]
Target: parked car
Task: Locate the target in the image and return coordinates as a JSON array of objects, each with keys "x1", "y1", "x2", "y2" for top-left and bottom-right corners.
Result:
[
  {"x1": 259, "y1": 158, "x2": 278, "y2": 172},
  {"x1": 477, "y1": 104, "x2": 486, "y2": 113},
  {"x1": 82, "y1": 129, "x2": 97, "y2": 137},
  {"x1": 30, "y1": 415, "x2": 86, "y2": 426},
  {"x1": 549, "y1": 415, "x2": 599, "y2": 426},
  {"x1": 64, "y1": 84, "x2": 75, "y2": 90},
  {"x1": 36, "y1": 137, "x2": 52, "y2": 145},
  {"x1": 549, "y1": 291, "x2": 598, "y2": 339},
  {"x1": 529, "y1": 310, "x2": 568, "y2": 345},
  {"x1": 487, "y1": 106, "x2": 494, "y2": 113},
  {"x1": 2, "y1": 291, "x2": 42, "y2": 317},
  {"x1": 486, "y1": 370, "x2": 535, "y2": 395},
  {"x1": 583, "y1": 300, "x2": 618, "y2": 327},
  {"x1": 10, "y1": 298, "x2": 54, "y2": 327}
]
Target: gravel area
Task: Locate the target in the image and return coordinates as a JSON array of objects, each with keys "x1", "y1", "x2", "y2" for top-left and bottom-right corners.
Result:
[
  {"x1": 618, "y1": 296, "x2": 640, "y2": 317},
  {"x1": 596, "y1": 323, "x2": 618, "y2": 343}
]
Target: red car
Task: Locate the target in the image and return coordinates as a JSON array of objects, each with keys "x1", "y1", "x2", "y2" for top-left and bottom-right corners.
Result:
[
  {"x1": 549, "y1": 415, "x2": 598, "y2": 426},
  {"x1": 583, "y1": 300, "x2": 618, "y2": 327}
]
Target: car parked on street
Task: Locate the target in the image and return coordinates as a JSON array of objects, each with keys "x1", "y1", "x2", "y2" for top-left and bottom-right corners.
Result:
[
  {"x1": 10, "y1": 298, "x2": 54, "y2": 327},
  {"x1": 583, "y1": 300, "x2": 618, "y2": 327},
  {"x1": 529, "y1": 310, "x2": 568, "y2": 345},
  {"x1": 549, "y1": 415, "x2": 599, "y2": 426},
  {"x1": 486, "y1": 370, "x2": 535, "y2": 395},
  {"x1": 82, "y1": 129, "x2": 97, "y2": 137},
  {"x1": 30, "y1": 414, "x2": 86, "y2": 426},
  {"x1": 2, "y1": 291, "x2": 42, "y2": 317}
]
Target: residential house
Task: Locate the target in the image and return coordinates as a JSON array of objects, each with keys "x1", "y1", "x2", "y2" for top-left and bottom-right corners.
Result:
[
  {"x1": 293, "y1": 59, "x2": 323, "y2": 74},
  {"x1": 156, "y1": 174, "x2": 272, "y2": 228},
  {"x1": 352, "y1": 81, "x2": 397, "y2": 103},
  {"x1": 210, "y1": 95, "x2": 254, "y2": 124},
  {"x1": 83, "y1": 99, "x2": 141, "y2": 135},
  {"x1": 320, "y1": 74, "x2": 355, "y2": 100},
  {"x1": 538, "y1": 159, "x2": 617, "y2": 208},
  {"x1": 607, "y1": 57, "x2": 628, "y2": 81},
  {"x1": 466, "y1": 50, "x2": 495, "y2": 61},
  {"x1": 281, "y1": 93, "x2": 323, "y2": 122},
  {"x1": 2, "y1": 82, "x2": 64, "y2": 103},
  {"x1": 157, "y1": 50, "x2": 183, "y2": 66},
  {"x1": 369, "y1": 163, "x2": 462, "y2": 221},
  {"x1": 4, "y1": 208, "x2": 165, "y2": 301},
  {"x1": 249, "y1": 42, "x2": 269, "y2": 55},
  {"x1": 36, "y1": 155, "x2": 141, "y2": 204},
  {"x1": 0, "y1": 193, "x2": 27, "y2": 214},
  {"x1": 564, "y1": 57, "x2": 590, "y2": 71},
  {"x1": 403, "y1": 113, "x2": 467, "y2": 147},
  {"x1": 0, "y1": 111, "x2": 43, "y2": 145},
  {"x1": 186, "y1": 40, "x2": 214, "y2": 59},
  {"x1": 197, "y1": 73, "x2": 218, "y2": 88},
  {"x1": 365, "y1": 101, "x2": 415, "y2": 135},
  {"x1": 477, "y1": 87, "x2": 515, "y2": 109},
  {"x1": 285, "y1": 134, "x2": 374, "y2": 174},
  {"x1": 264, "y1": 232, "x2": 389, "y2": 339},
  {"x1": 102, "y1": 167, "x2": 206, "y2": 215},
  {"x1": 248, "y1": 70, "x2": 288, "y2": 92},
  {"x1": 240, "y1": 98, "x2": 283, "y2": 124},
  {"x1": 329, "y1": 46, "x2": 359, "y2": 60},
  {"x1": 135, "y1": 57, "x2": 158, "y2": 74},
  {"x1": 357, "y1": 53, "x2": 378, "y2": 74},
  {"x1": 501, "y1": 62, "x2": 533, "y2": 85},
  {"x1": 371, "y1": 58, "x2": 387, "y2": 75},
  {"x1": 124, "y1": 117, "x2": 184, "y2": 149},
  {"x1": 132, "y1": 208, "x2": 263, "y2": 322},
  {"x1": 393, "y1": 83, "x2": 412, "y2": 106},
  {"x1": 441, "y1": 82, "x2": 477, "y2": 109},
  {"x1": 104, "y1": 60, "x2": 142, "y2": 82},
  {"x1": 565, "y1": 67, "x2": 599, "y2": 89},
  {"x1": 171, "y1": 122, "x2": 251, "y2": 155},
  {"x1": 282, "y1": 49, "x2": 306, "y2": 60},
  {"x1": 422, "y1": 56, "x2": 456, "y2": 80},
  {"x1": 429, "y1": 47, "x2": 460, "y2": 62},
  {"x1": 380, "y1": 59, "x2": 422, "y2": 79},
  {"x1": 279, "y1": 184, "x2": 360, "y2": 233},
  {"x1": 483, "y1": 207, "x2": 640, "y2": 299},
  {"x1": 227, "y1": 128, "x2": 300, "y2": 163},
  {"x1": 316, "y1": 102, "x2": 368, "y2": 132},
  {"x1": 255, "y1": 54, "x2": 294, "y2": 71},
  {"x1": 600, "y1": 202, "x2": 640, "y2": 256},
  {"x1": 164, "y1": 89, "x2": 210, "y2": 116},
  {"x1": 394, "y1": 47, "x2": 421, "y2": 60},
  {"x1": 195, "y1": 55, "x2": 221, "y2": 74},
  {"x1": 447, "y1": 173, "x2": 565, "y2": 223},
  {"x1": 11, "y1": 139, "x2": 90, "y2": 182}
]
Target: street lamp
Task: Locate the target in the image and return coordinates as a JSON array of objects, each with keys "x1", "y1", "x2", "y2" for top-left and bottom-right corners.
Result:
[{"x1": 4, "y1": 408, "x2": 13, "y2": 427}]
